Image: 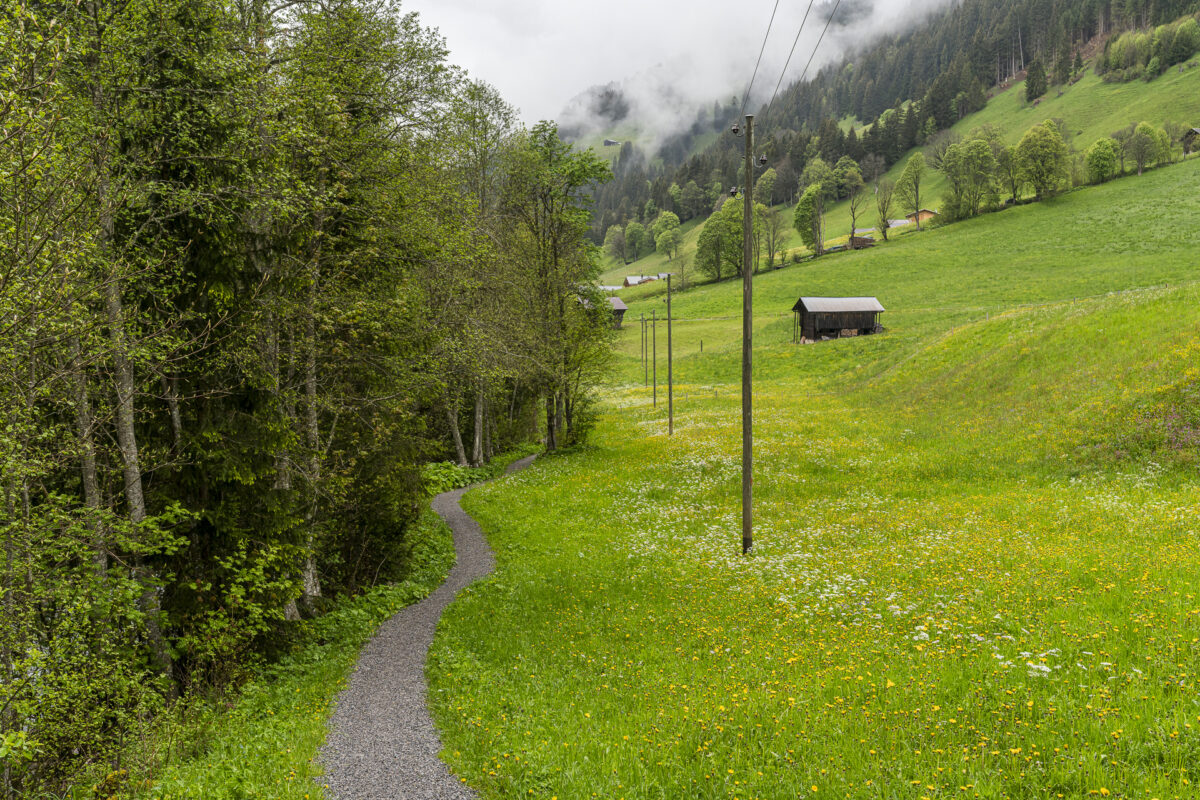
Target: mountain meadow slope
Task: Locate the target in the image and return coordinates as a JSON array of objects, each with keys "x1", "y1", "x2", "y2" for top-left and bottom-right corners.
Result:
[
  {"x1": 429, "y1": 155, "x2": 1200, "y2": 799},
  {"x1": 600, "y1": 61, "x2": 1200, "y2": 287}
]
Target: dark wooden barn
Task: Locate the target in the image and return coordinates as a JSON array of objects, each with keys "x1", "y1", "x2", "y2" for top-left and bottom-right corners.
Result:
[
  {"x1": 791, "y1": 296, "x2": 885, "y2": 342},
  {"x1": 1184, "y1": 127, "x2": 1200, "y2": 155},
  {"x1": 608, "y1": 296, "x2": 628, "y2": 329}
]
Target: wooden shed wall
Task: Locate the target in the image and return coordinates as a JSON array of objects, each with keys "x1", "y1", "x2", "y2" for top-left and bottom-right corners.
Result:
[{"x1": 801, "y1": 310, "x2": 879, "y2": 339}]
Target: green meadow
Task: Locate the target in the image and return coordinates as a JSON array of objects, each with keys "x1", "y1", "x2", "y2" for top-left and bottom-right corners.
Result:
[
  {"x1": 600, "y1": 64, "x2": 1200, "y2": 290},
  {"x1": 428, "y1": 156, "x2": 1200, "y2": 799}
]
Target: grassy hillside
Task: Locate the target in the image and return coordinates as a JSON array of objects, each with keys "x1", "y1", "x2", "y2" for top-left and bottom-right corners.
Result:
[
  {"x1": 429, "y1": 156, "x2": 1200, "y2": 800},
  {"x1": 820, "y1": 64, "x2": 1200, "y2": 241},
  {"x1": 608, "y1": 63, "x2": 1200, "y2": 290}
]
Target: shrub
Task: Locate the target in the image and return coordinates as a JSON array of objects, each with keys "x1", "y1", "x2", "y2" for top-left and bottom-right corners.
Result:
[{"x1": 1085, "y1": 138, "x2": 1121, "y2": 184}]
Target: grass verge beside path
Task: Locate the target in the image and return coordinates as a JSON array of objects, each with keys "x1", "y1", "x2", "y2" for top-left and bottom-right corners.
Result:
[
  {"x1": 123, "y1": 445, "x2": 542, "y2": 799},
  {"x1": 123, "y1": 508, "x2": 456, "y2": 800}
]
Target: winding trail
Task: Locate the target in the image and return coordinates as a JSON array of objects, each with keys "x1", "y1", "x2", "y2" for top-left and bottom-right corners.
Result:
[{"x1": 319, "y1": 454, "x2": 537, "y2": 799}]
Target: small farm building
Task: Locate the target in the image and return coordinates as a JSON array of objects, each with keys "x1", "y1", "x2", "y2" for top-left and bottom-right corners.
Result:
[
  {"x1": 1184, "y1": 128, "x2": 1200, "y2": 154},
  {"x1": 906, "y1": 209, "x2": 938, "y2": 224},
  {"x1": 791, "y1": 296, "x2": 885, "y2": 342},
  {"x1": 608, "y1": 296, "x2": 628, "y2": 329},
  {"x1": 623, "y1": 275, "x2": 658, "y2": 287},
  {"x1": 849, "y1": 236, "x2": 875, "y2": 249}
]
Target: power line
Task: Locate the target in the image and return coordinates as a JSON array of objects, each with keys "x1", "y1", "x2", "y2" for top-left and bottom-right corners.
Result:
[
  {"x1": 765, "y1": 0, "x2": 818, "y2": 112},
  {"x1": 767, "y1": 0, "x2": 843, "y2": 114},
  {"x1": 738, "y1": 0, "x2": 782, "y2": 119}
]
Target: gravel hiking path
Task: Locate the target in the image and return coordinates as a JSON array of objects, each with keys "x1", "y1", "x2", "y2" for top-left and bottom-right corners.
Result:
[{"x1": 319, "y1": 454, "x2": 537, "y2": 799}]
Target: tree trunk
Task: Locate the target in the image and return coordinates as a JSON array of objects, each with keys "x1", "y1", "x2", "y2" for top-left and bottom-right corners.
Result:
[
  {"x1": 72, "y1": 336, "x2": 105, "y2": 576},
  {"x1": 105, "y1": 279, "x2": 174, "y2": 685},
  {"x1": 264, "y1": 314, "x2": 302, "y2": 622},
  {"x1": 445, "y1": 398, "x2": 468, "y2": 465},
  {"x1": 163, "y1": 374, "x2": 183, "y2": 452},
  {"x1": 471, "y1": 382, "x2": 484, "y2": 466},
  {"x1": 301, "y1": 261, "x2": 322, "y2": 614},
  {"x1": 484, "y1": 398, "x2": 495, "y2": 462},
  {"x1": 544, "y1": 393, "x2": 557, "y2": 451}
]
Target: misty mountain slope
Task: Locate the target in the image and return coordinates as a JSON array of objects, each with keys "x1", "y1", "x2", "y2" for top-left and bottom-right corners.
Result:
[
  {"x1": 600, "y1": 61, "x2": 1200, "y2": 285},
  {"x1": 581, "y1": 0, "x2": 1200, "y2": 242}
]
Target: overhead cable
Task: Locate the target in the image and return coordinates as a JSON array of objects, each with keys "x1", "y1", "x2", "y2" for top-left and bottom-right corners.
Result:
[
  {"x1": 767, "y1": 0, "x2": 843, "y2": 114},
  {"x1": 738, "y1": 0, "x2": 782, "y2": 119}
]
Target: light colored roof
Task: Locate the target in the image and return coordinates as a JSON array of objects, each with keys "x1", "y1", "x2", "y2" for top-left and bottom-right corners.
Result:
[
  {"x1": 598, "y1": 285, "x2": 622, "y2": 292},
  {"x1": 887, "y1": 218, "x2": 912, "y2": 227},
  {"x1": 794, "y1": 296, "x2": 885, "y2": 313},
  {"x1": 854, "y1": 227, "x2": 876, "y2": 235},
  {"x1": 607, "y1": 296, "x2": 628, "y2": 312}
]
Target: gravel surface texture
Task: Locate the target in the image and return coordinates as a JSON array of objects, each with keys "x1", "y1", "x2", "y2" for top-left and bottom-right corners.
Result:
[{"x1": 319, "y1": 454, "x2": 537, "y2": 799}]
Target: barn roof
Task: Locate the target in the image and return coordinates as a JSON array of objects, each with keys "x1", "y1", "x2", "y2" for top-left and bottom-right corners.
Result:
[
  {"x1": 791, "y1": 296, "x2": 885, "y2": 313},
  {"x1": 608, "y1": 296, "x2": 628, "y2": 312}
]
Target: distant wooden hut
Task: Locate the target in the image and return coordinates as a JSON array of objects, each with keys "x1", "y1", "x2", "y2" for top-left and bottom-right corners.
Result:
[
  {"x1": 607, "y1": 296, "x2": 628, "y2": 329},
  {"x1": 1183, "y1": 128, "x2": 1200, "y2": 155},
  {"x1": 791, "y1": 296, "x2": 885, "y2": 343},
  {"x1": 623, "y1": 275, "x2": 657, "y2": 288},
  {"x1": 849, "y1": 236, "x2": 876, "y2": 249},
  {"x1": 906, "y1": 209, "x2": 939, "y2": 225}
]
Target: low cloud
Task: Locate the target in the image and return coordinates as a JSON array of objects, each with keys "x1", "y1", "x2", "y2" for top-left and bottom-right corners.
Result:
[{"x1": 404, "y1": 0, "x2": 954, "y2": 152}]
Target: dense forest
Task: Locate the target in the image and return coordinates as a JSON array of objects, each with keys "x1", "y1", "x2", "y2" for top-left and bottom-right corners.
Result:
[
  {"x1": 0, "y1": 0, "x2": 613, "y2": 793},
  {"x1": 590, "y1": 0, "x2": 1200, "y2": 240}
]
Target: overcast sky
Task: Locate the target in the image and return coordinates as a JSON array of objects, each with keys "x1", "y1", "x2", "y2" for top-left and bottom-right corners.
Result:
[
  {"x1": 401, "y1": 0, "x2": 732, "y2": 121},
  {"x1": 402, "y1": 0, "x2": 949, "y2": 136}
]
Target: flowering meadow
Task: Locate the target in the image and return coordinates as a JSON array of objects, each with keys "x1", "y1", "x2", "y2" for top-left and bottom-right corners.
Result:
[{"x1": 428, "y1": 159, "x2": 1200, "y2": 799}]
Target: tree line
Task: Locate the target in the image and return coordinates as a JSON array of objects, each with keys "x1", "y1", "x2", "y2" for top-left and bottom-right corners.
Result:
[
  {"x1": 587, "y1": 0, "x2": 1200, "y2": 252},
  {"x1": 692, "y1": 112, "x2": 1189, "y2": 276},
  {"x1": 0, "y1": 0, "x2": 612, "y2": 793}
]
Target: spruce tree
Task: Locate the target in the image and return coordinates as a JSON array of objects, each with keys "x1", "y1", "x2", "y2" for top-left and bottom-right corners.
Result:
[{"x1": 1025, "y1": 60, "x2": 1048, "y2": 101}]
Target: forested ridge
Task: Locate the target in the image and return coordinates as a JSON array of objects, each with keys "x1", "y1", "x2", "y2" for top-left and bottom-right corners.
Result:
[
  {"x1": 591, "y1": 0, "x2": 1200, "y2": 237},
  {"x1": 0, "y1": 0, "x2": 612, "y2": 793}
]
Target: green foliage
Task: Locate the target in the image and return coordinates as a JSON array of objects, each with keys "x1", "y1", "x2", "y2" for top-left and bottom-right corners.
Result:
[
  {"x1": 1017, "y1": 120, "x2": 1069, "y2": 199},
  {"x1": 1085, "y1": 137, "x2": 1121, "y2": 183},
  {"x1": 655, "y1": 226, "x2": 682, "y2": 261},
  {"x1": 604, "y1": 224, "x2": 627, "y2": 263},
  {"x1": 1127, "y1": 121, "x2": 1173, "y2": 174},
  {"x1": 650, "y1": 211, "x2": 680, "y2": 243},
  {"x1": 132, "y1": 507, "x2": 456, "y2": 799},
  {"x1": 696, "y1": 196, "x2": 756, "y2": 280},
  {"x1": 792, "y1": 183, "x2": 824, "y2": 254},
  {"x1": 939, "y1": 136, "x2": 997, "y2": 219},
  {"x1": 895, "y1": 152, "x2": 927, "y2": 226},
  {"x1": 0, "y1": 0, "x2": 605, "y2": 793},
  {"x1": 754, "y1": 167, "x2": 777, "y2": 205},
  {"x1": 1025, "y1": 59, "x2": 1048, "y2": 101},
  {"x1": 624, "y1": 220, "x2": 646, "y2": 260},
  {"x1": 1101, "y1": 13, "x2": 1200, "y2": 79}
]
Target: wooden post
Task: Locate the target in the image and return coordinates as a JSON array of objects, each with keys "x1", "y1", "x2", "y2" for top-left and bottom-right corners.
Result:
[
  {"x1": 652, "y1": 309, "x2": 657, "y2": 408},
  {"x1": 741, "y1": 114, "x2": 755, "y2": 556},
  {"x1": 641, "y1": 313, "x2": 647, "y2": 387},
  {"x1": 667, "y1": 275, "x2": 674, "y2": 436}
]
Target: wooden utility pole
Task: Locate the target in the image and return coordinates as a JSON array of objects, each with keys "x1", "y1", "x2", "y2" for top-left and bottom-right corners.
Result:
[
  {"x1": 652, "y1": 309, "x2": 657, "y2": 408},
  {"x1": 641, "y1": 313, "x2": 647, "y2": 386},
  {"x1": 741, "y1": 114, "x2": 755, "y2": 555},
  {"x1": 667, "y1": 274, "x2": 674, "y2": 436}
]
